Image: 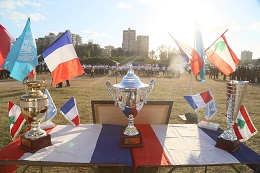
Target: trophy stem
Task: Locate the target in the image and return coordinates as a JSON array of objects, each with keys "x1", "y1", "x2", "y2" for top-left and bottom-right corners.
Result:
[
  {"x1": 25, "y1": 121, "x2": 47, "y2": 140},
  {"x1": 123, "y1": 115, "x2": 139, "y2": 136}
]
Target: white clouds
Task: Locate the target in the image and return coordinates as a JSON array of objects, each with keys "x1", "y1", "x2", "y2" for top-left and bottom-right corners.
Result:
[
  {"x1": 0, "y1": 0, "x2": 44, "y2": 24},
  {"x1": 117, "y1": 2, "x2": 132, "y2": 9},
  {"x1": 84, "y1": 30, "x2": 109, "y2": 38},
  {"x1": 247, "y1": 21, "x2": 260, "y2": 30}
]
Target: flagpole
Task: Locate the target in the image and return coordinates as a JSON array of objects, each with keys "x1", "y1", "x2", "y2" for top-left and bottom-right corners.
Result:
[
  {"x1": 204, "y1": 29, "x2": 228, "y2": 52},
  {"x1": 188, "y1": 72, "x2": 193, "y2": 112}
]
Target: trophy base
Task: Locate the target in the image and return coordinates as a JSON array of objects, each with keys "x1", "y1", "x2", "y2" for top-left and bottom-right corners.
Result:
[
  {"x1": 20, "y1": 134, "x2": 52, "y2": 153},
  {"x1": 121, "y1": 131, "x2": 143, "y2": 148},
  {"x1": 215, "y1": 137, "x2": 240, "y2": 153}
]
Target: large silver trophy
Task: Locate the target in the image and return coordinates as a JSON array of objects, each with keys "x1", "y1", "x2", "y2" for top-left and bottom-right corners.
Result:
[
  {"x1": 106, "y1": 64, "x2": 155, "y2": 147},
  {"x1": 20, "y1": 80, "x2": 51, "y2": 153},
  {"x1": 215, "y1": 80, "x2": 249, "y2": 152}
]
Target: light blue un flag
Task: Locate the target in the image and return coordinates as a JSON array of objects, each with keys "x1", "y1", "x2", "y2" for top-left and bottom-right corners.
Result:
[
  {"x1": 2, "y1": 18, "x2": 38, "y2": 82},
  {"x1": 194, "y1": 20, "x2": 205, "y2": 83},
  {"x1": 44, "y1": 89, "x2": 57, "y2": 121}
]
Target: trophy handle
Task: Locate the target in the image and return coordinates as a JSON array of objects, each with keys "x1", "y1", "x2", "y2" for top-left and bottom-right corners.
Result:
[
  {"x1": 146, "y1": 79, "x2": 155, "y2": 100},
  {"x1": 106, "y1": 80, "x2": 117, "y2": 104}
]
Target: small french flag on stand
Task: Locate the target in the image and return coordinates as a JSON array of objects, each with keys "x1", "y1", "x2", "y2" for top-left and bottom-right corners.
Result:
[
  {"x1": 184, "y1": 90, "x2": 213, "y2": 111},
  {"x1": 60, "y1": 97, "x2": 80, "y2": 127}
]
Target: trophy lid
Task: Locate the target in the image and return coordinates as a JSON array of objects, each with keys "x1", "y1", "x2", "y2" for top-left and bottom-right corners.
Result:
[{"x1": 113, "y1": 64, "x2": 149, "y2": 89}]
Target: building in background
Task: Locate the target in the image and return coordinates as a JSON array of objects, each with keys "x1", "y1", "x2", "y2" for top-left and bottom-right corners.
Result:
[
  {"x1": 136, "y1": 35, "x2": 149, "y2": 56},
  {"x1": 241, "y1": 50, "x2": 253, "y2": 62},
  {"x1": 36, "y1": 30, "x2": 82, "y2": 48},
  {"x1": 122, "y1": 28, "x2": 136, "y2": 53},
  {"x1": 101, "y1": 45, "x2": 115, "y2": 57}
]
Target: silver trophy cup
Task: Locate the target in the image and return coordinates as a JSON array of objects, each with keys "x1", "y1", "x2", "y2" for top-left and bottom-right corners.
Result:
[
  {"x1": 215, "y1": 80, "x2": 249, "y2": 152},
  {"x1": 106, "y1": 64, "x2": 155, "y2": 147}
]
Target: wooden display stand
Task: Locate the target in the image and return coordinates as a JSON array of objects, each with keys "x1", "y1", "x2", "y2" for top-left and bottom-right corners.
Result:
[
  {"x1": 20, "y1": 134, "x2": 52, "y2": 153},
  {"x1": 121, "y1": 131, "x2": 143, "y2": 148},
  {"x1": 215, "y1": 137, "x2": 240, "y2": 153}
]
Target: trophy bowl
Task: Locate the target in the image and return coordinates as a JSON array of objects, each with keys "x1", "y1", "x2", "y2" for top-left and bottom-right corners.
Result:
[
  {"x1": 106, "y1": 64, "x2": 155, "y2": 148},
  {"x1": 19, "y1": 80, "x2": 52, "y2": 152}
]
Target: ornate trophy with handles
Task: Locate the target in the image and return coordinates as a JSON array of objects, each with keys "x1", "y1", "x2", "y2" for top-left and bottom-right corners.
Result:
[
  {"x1": 215, "y1": 80, "x2": 249, "y2": 152},
  {"x1": 106, "y1": 64, "x2": 155, "y2": 147},
  {"x1": 20, "y1": 80, "x2": 52, "y2": 153}
]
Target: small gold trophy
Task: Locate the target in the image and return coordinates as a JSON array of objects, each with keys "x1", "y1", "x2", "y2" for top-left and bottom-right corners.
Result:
[
  {"x1": 106, "y1": 64, "x2": 155, "y2": 148},
  {"x1": 20, "y1": 80, "x2": 51, "y2": 153}
]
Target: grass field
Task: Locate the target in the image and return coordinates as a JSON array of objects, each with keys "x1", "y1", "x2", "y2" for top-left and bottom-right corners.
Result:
[{"x1": 0, "y1": 71, "x2": 259, "y2": 172}]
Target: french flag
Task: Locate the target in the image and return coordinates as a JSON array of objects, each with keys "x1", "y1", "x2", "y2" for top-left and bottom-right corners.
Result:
[
  {"x1": 60, "y1": 97, "x2": 80, "y2": 127},
  {"x1": 184, "y1": 90, "x2": 213, "y2": 111},
  {"x1": 0, "y1": 25, "x2": 15, "y2": 69},
  {"x1": 43, "y1": 31, "x2": 84, "y2": 86}
]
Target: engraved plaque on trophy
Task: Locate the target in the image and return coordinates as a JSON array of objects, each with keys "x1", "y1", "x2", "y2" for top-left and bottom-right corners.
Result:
[{"x1": 106, "y1": 64, "x2": 155, "y2": 148}]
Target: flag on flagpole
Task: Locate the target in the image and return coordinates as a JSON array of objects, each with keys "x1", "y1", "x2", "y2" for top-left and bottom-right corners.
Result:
[
  {"x1": 44, "y1": 89, "x2": 57, "y2": 121},
  {"x1": 0, "y1": 24, "x2": 16, "y2": 69},
  {"x1": 43, "y1": 31, "x2": 84, "y2": 86},
  {"x1": 8, "y1": 101, "x2": 26, "y2": 140},
  {"x1": 184, "y1": 90, "x2": 213, "y2": 111},
  {"x1": 169, "y1": 33, "x2": 204, "y2": 75},
  {"x1": 194, "y1": 21, "x2": 205, "y2": 82},
  {"x1": 233, "y1": 105, "x2": 257, "y2": 142},
  {"x1": 205, "y1": 33, "x2": 239, "y2": 76},
  {"x1": 60, "y1": 97, "x2": 80, "y2": 127},
  {"x1": 2, "y1": 18, "x2": 38, "y2": 82}
]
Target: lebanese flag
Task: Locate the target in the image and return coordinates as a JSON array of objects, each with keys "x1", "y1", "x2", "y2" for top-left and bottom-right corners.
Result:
[
  {"x1": 233, "y1": 105, "x2": 257, "y2": 142},
  {"x1": 8, "y1": 101, "x2": 26, "y2": 140},
  {"x1": 42, "y1": 31, "x2": 84, "y2": 86},
  {"x1": 0, "y1": 25, "x2": 15, "y2": 69},
  {"x1": 60, "y1": 97, "x2": 80, "y2": 127},
  {"x1": 205, "y1": 34, "x2": 240, "y2": 76}
]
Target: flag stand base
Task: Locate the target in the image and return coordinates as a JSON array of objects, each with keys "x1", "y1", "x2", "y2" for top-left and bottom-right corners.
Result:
[
  {"x1": 20, "y1": 134, "x2": 52, "y2": 153},
  {"x1": 198, "y1": 120, "x2": 219, "y2": 131}
]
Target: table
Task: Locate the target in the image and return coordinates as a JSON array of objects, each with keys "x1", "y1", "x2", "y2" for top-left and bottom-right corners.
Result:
[{"x1": 0, "y1": 124, "x2": 259, "y2": 173}]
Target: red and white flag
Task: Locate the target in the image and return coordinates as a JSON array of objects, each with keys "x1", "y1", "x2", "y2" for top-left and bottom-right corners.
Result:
[
  {"x1": 233, "y1": 105, "x2": 257, "y2": 142},
  {"x1": 0, "y1": 25, "x2": 15, "y2": 69},
  {"x1": 60, "y1": 97, "x2": 80, "y2": 127},
  {"x1": 205, "y1": 33, "x2": 239, "y2": 76},
  {"x1": 8, "y1": 101, "x2": 26, "y2": 140}
]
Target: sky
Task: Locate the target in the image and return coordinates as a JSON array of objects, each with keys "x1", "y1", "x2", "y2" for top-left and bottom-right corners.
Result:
[{"x1": 1, "y1": 0, "x2": 260, "y2": 59}]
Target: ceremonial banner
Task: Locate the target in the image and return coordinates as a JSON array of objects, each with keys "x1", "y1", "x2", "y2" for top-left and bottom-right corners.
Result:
[
  {"x1": 169, "y1": 33, "x2": 204, "y2": 75},
  {"x1": 0, "y1": 24, "x2": 15, "y2": 69},
  {"x1": 8, "y1": 101, "x2": 26, "y2": 140},
  {"x1": 60, "y1": 97, "x2": 80, "y2": 127},
  {"x1": 43, "y1": 31, "x2": 84, "y2": 85},
  {"x1": 233, "y1": 105, "x2": 257, "y2": 142},
  {"x1": 205, "y1": 34, "x2": 239, "y2": 76},
  {"x1": 2, "y1": 18, "x2": 38, "y2": 82},
  {"x1": 184, "y1": 90, "x2": 213, "y2": 111}
]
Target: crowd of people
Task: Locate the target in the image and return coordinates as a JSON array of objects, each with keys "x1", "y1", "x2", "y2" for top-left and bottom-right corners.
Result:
[
  {"x1": 206, "y1": 65, "x2": 260, "y2": 83},
  {"x1": 1, "y1": 63, "x2": 260, "y2": 84}
]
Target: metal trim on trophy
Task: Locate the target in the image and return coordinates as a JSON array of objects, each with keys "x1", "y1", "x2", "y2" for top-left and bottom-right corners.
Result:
[
  {"x1": 20, "y1": 80, "x2": 52, "y2": 153},
  {"x1": 215, "y1": 80, "x2": 249, "y2": 152},
  {"x1": 106, "y1": 64, "x2": 155, "y2": 148}
]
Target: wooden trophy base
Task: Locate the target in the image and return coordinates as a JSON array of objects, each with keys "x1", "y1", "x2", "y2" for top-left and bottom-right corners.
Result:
[
  {"x1": 20, "y1": 134, "x2": 52, "y2": 153},
  {"x1": 121, "y1": 131, "x2": 143, "y2": 148},
  {"x1": 215, "y1": 137, "x2": 240, "y2": 153}
]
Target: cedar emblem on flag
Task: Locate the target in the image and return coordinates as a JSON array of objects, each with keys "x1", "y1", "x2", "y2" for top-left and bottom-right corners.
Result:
[
  {"x1": 233, "y1": 105, "x2": 257, "y2": 142},
  {"x1": 205, "y1": 33, "x2": 239, "y2": 76},
  {"x1": 8, "y1": 101, "x2": 26, "y2": 140}
]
